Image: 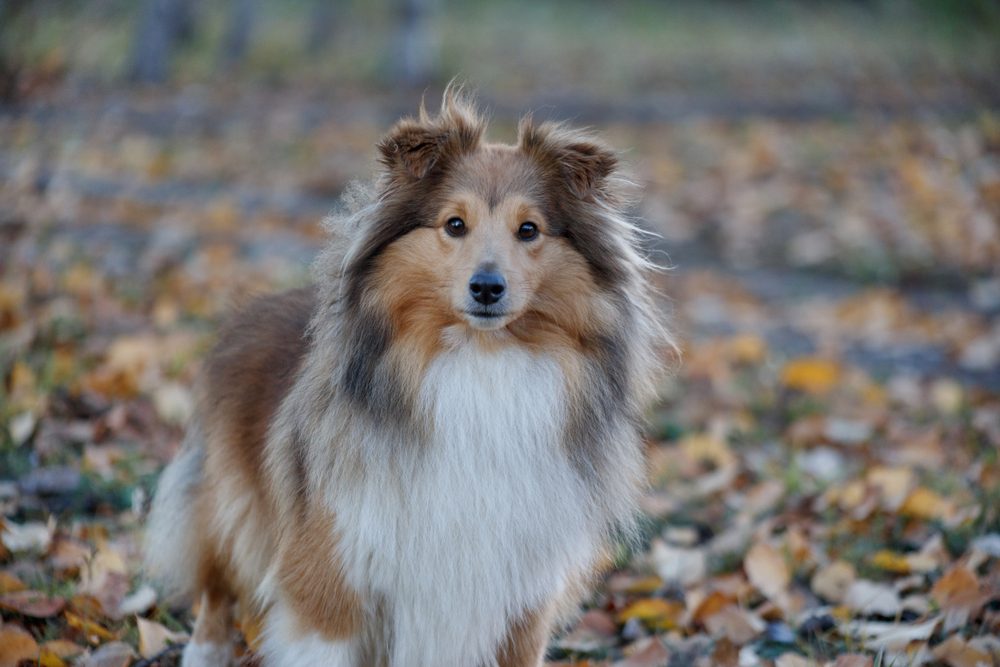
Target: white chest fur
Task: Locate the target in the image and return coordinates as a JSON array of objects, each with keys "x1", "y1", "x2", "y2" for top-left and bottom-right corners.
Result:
[{"x1": 331, "y1": 345, "x2": 597, "y2": 667}]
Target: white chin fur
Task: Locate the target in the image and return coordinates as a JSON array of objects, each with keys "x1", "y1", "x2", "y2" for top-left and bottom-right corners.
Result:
[{"x1": 463, "y1": 313, "x2": 510, "y2": 331}]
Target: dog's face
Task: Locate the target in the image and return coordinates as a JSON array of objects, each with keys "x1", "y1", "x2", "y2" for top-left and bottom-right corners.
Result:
[
  {"x1": 354, "y1": 94, "x2": 625, "y2": 343},
  {"x1": 405, "y1": 148, "x2": 585, "y2": 332}
]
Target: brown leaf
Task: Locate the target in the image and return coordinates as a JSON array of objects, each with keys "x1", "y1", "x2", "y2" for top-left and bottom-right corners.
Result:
[
  {"x1": 40, "y1": 640, "x2": 85, "y2": 659},
  {"x1": 704, "y1": 605, "x2": 764, "y2": 644},
  {"x1": 829, "y1": 656, "x2": 873, "y2": 667},
  {"x1": 931, "y1": 566, "x2": 987, "y2": 631},
  {"x1": 0, "y1": 590, "x2": 66, "y2": 618},
  {"x1": 0, "y1": 571, "x2": 27, "y2": 594},
  {"x1": 744, "y1": 542, "x2": 789, "y2": 600},
  {"x1": 709, "y1": 637, "x2": 740, "y2": 667},
  {"x1": 616, "y1": 637, "x2": 670, "y2": 667},
  {"x1": 931, "y1": 635, "x2": 993, "y2": 667},
  {"x1": 0, "y1": 625, "x2": 39, "y2": 667}
]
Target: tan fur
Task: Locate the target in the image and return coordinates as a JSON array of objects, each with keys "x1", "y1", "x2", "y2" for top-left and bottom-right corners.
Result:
[
  {"x1": 276, "y1": 508, "x2": 362, "y2": 641},
  {"x1": 495, "y1": 607, "x2": 552, "y2": 667}
]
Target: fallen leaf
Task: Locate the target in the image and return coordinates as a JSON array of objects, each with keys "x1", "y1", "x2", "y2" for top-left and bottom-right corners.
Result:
[
  {"x1": 844, "y1": 580, "x2": 901, "y2": 617},
  {"x1": 931, "y1": 566, "x2": 987, "y2": 632},
  {"x1": 781, "y1": 358, "x2": 840, "y2": 394},
  {"x1": 843, "y1": 617, "x2": 940, "y2": 651},
  {"x1": 651, "y1": 540, "x2": 706, "y2": 586},
  {"x1": 617, "y1": 597, "x2": 685, "y2": 631},
  {"x1": 870, "y1": 550, "x2": 912, "y2": 574},
  {"x1": 0, "y1": 624, "x2": 39, "y2": 667},
  {"x1": 0, "y1": 571, "x2": 27, "y2": 594},
  {"x1": 615, "y1": 637, "x2": 670, "y2": 667},
  {"x1": 703, "y1": 604, "x2": 764, "y2": 644},
  {"x1": 0, "y1": 590, "x2": 66, "y2": 618},
  {"x1": 136, "y1": 616, "x2": 187, "y2": 658},
  {"x1": 932, "y1": 635, "x2": 993, "y2": 667},
  {"x1": 744, "y1": 542, "x2": 789, "y2": 600},
  {"x1": 867, "y1": 466, "x2": 914, "y2": 511},
  {"x1": 40, "y1": 640, "x2": 85, "y2": 659},
  {"x1": 901, "y1": 487, "x2": 957, "y2": 521},
  {"x1": 65, "y1": 610, "x2": 116, "y2": 644},
  {"x1": 553, "y1": 610, "x2": 617, "y2": 653},
  {"x1": 1, "y1": 519, "x2": 54, "y2": 553},
  {"x1": 76, "y1": 641, "x2": 135, "y2": 667}
]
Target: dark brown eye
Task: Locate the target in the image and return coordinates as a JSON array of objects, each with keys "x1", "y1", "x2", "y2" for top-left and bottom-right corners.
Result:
[
  {"x1": 517, "y1": 221, "x2": 539, "y2": 241},
  {"x1": 445, "y1": 217, "x2": 467, "y2": 237}
]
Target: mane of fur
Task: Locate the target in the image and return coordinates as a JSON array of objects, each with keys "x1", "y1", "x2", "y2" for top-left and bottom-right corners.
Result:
[{"x1": 288, "y1": 89, "x2": 672, "y2": 544}]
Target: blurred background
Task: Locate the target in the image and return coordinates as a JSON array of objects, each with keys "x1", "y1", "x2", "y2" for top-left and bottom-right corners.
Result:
[{"x1": 1, "y1": 2, "x2": 999, "y2": 665}]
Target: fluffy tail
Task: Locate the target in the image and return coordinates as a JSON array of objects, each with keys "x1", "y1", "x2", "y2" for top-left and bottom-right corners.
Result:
[{"x1": 143, "y1": 433, "x2": 205, "y2": 605}]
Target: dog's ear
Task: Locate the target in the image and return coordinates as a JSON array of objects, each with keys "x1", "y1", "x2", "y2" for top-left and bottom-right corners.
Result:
[
  {"x1": 377, "y1": 87, "x2": 485, "y2": 180},
  {"x1": 519, "y1": 117, "x2": 619, "y2": 200}
]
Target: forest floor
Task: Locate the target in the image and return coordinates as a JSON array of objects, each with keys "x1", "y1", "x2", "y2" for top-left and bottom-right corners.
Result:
[{"x1": 1, "y1": 81, "x2": 999, "y2": 667}]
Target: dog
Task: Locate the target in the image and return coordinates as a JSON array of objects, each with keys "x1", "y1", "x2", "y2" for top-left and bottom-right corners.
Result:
[{"x1": 144, "y1": 88, "x2": 669, "y2": 667}]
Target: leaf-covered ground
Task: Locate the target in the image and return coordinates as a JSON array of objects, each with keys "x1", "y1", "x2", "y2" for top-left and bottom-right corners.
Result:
[{"x1": 1, "y1": 82, "x2": 999, "y2": 667}]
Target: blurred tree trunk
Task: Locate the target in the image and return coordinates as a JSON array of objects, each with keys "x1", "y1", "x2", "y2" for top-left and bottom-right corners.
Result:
[
  {"x1": 394, "y1": 0, "x2": 437, "y2": 87},
  {"x1": 221, "y1": 0, "x2": 256, "y2": 69},
  {"x1": 128, "y1": 0, "x2": 196, "y2": 83}
]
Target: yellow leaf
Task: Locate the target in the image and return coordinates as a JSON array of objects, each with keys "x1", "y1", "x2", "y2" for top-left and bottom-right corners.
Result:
[
  {"x1": 64, "y1": 611, "x2": 116, "y2": 644},
  {"x1": 900, "y1": 487, "x2": 955, "y2": 521},
  {"x1": 617, "y1": 598, "x2": 684, "y2": 630},
  {"x1": 781, "y1": 358, "x2": 840, "y2": 394},
  {"x1": 870, "y1": 550, "x2": 911, "y2": 574},
  {"x1": 38, "y1": 649, "x2": 67, "y2": 667},
  {"x1": 728, "y1": 334, "x2": 767, "y2": 364},
  {"x1": 624, "y1": 575, "x2": 664, "y2": 595}
]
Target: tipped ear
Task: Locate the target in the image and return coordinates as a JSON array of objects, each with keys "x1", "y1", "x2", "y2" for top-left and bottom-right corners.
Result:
[
  {"x1": 377, "y1": 88, "x2": 486, "y2": 180},
  {"x1": 376, "y1": 120, "x2": 450, "y2": 179},
  {"x1": 519, "y1": 117, "x2": 619, "y2": 199}
]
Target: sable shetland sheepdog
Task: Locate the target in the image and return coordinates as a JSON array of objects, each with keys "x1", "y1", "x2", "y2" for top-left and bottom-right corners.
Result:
[{"x1": 145, "y1": 88, "x2": 669, "y2": 667}]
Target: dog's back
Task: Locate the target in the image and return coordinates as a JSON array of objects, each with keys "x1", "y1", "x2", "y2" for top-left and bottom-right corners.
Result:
[{"x1": 144, "y1": 288, "x2": 315, "y2": 606}]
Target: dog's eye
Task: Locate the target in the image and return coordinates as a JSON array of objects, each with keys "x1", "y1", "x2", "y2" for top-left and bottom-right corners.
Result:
[
  {"x1": 445, "y1": 217, "x2": 467, "y2": 237},
  {"x1": 517, "y1": 222, "x2": 539, "y2": 241}
]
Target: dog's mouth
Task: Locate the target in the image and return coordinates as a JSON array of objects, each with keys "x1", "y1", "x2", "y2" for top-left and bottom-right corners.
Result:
[{"x1": 464, "y1": 308, "x2": 510, "y2": 330}]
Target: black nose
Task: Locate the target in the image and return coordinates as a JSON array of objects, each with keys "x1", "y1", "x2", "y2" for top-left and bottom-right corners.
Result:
[{"x1": 469, "y1": 271, "x2": 506, "y2": 305}]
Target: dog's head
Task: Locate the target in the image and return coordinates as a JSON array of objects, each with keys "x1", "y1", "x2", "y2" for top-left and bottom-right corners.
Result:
[{"x1": 343, "y1": 88, "x2": 638, "y2": 345}]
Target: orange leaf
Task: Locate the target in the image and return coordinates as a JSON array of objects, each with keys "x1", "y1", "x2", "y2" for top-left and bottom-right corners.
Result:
[
  {"x1": 900, "y1": 487, "x2": 956, "y2": 521},
  {"x1": 0, "y1": 625, "x2": 39, "y2": 667}
]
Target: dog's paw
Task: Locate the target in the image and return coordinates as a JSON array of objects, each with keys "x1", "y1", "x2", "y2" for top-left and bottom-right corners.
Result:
[{"x1": 182, "y1": 640, "x2": 235, "y2": 667}]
